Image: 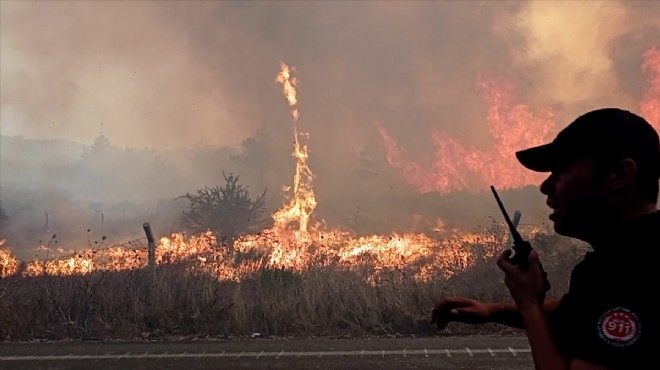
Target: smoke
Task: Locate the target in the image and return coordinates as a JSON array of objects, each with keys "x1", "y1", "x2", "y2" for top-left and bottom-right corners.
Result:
[
  {"x1": 3, "y1": 1, "x2": 655, "y2": 146},
  {"x1": 504, "y1": 2, "x2": 629, "y2": 106},
  {"x1": 1, "y1": 1, "x2": 659, "y2": 256}
]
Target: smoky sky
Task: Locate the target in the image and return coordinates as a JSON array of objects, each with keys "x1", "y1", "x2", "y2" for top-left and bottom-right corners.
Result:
[{"x1": 3, "y1": 0, "x2": 659, "y2": 151}]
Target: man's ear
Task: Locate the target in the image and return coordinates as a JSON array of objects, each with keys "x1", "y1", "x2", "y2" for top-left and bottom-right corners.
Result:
[{"x1": 607, "y1": 158, "x2": 638, "y2": 189}]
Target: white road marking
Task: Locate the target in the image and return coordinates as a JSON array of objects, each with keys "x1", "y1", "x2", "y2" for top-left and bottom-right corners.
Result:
[
  {"x1": 0, "y1": 348, "x2": 531, "y2": 361},
  {"x1": 115, "y1": 352, "x2": 130, "y2": 361}
]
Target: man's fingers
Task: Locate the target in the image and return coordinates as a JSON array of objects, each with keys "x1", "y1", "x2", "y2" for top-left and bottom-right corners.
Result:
[
  {"x1": 431, "y1": 304, "x2": 460, "y2": 330},
  {"x1": 432, "y1": 311, "x2": 456, "y2": 330},
  {"x1": 433, "y1": 296, "x2": 459, "y2": 308},
  {"x1": 432, "y1": 296, "x2": 476, "y2": 330},
  {"x1": 434, "y1": 296, "x2": 474, "y2": 309},
  {"x1": 527, "y1": 250, "x2": 542, "y2": 273},
  {"x1": 497, "y1": 249, "x2": 516, "y2": 273},
  {"x1": 529, "y1": 249, "x2": 539, "y2": 262}
]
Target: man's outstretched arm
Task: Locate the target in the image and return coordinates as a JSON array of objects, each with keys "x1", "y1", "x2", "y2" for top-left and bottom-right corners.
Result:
[
  {"x1": 431, "y1": 297, "x2": 561, "y2": 329},
  {"x1": 486, "y1": 299, "x2": 561, "y2": 329}
]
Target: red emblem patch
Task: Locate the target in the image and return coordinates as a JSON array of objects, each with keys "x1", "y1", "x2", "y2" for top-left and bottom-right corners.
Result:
[{"x1": 597, "y1": 307, "x2": 641, "y2": 347}]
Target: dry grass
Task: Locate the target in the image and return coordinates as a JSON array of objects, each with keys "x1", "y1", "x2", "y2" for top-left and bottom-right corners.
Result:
[{"x1": 0, "y1": 231, "x2": 588, "y2": 341}]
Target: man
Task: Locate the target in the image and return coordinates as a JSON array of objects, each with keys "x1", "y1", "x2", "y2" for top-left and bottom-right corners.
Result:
[{"x1": 431, "y1": 108, "x2": 659, "y2": 369}]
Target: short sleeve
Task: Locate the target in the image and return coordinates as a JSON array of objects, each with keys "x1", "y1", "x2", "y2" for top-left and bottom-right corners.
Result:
[
  {"x1": 564, "y1": 272, "x2": 651, "y2": 367},
  {"x1": 549, "y1": 257, "x2": 652, "y2": 368}
]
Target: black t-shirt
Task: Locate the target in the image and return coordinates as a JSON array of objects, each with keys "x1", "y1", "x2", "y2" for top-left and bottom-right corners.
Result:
[{"x1": 550, "y1": 211, "x2": 659, "y2": 369}]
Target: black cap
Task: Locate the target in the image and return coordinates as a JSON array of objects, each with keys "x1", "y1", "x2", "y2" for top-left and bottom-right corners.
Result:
[{"x1": 516, "y1": 108, "x2": 660, "y2": 176}]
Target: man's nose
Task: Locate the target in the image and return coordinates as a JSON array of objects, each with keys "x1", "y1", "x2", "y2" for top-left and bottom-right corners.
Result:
[{"x1": 540, "y1": 174, "x2": 554, "y2": 195}]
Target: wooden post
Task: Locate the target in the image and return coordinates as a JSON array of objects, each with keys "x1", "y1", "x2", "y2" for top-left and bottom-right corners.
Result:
[{"x1": 143, "y1": 222, "x2": 156, "y2": 270}]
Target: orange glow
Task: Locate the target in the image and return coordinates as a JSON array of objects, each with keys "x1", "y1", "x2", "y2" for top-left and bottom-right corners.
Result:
[
  {"x1": 641, "y1": 46, "x2": 660, "y2": 130},
  {"x1": 1, "y1": 240, "x2": 19, "y2": 278},
  {"x1": 276, "y1": 61, "x2": 300, "y2": 121},
  {"x1": 380, "y1": 46, "x2": 660, "y2": 194},
  {"x1": 1, "y1": 225, "x2": 543, "y2": 283},
  {"x1": 273, "y1": 61, "x2": 317, "y2": 233},
  {"x1": 378, "y1": 73, "x2": 554, "y2": 194}
]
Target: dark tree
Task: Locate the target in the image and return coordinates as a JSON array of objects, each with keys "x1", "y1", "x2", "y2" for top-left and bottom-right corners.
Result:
[
  {"x1": 179, "y1": 173, "x2": 268, "y2": 249},
  {"x1": 0, "y1": 201, "x2": 8, "y2": 232},
  {"x1": 81, "y1": 134, "x2": 116, "y2": 163}
]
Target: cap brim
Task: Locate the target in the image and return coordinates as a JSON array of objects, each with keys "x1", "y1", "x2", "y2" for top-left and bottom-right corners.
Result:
[{"x1": 515, "y1": 144, "x2": 555, "y2": 172}]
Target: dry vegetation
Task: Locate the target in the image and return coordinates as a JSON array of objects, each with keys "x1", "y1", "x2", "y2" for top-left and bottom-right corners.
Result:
[{"x1": 0, "y1": 227, "x2": 588, "y2": 341}]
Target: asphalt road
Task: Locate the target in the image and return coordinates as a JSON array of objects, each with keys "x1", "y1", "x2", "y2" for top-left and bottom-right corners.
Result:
[{"x1": 0, "y1": 335, "x2": 533, "y2": 370}]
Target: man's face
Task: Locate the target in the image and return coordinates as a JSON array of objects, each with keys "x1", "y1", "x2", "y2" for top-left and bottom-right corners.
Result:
[{"x1": 539, "y1": 156, "x2": 614, "y2": 240}]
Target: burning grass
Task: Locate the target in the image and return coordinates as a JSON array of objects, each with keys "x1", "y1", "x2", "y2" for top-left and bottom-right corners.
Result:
[{"x1": 0, "y1": 226, "x2": 587, "y2": 341}]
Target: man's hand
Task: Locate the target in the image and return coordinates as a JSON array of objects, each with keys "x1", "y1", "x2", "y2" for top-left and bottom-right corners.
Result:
[
  {"x1": 497, "y1": 249, "x2": 547, "y2": 310},
  {"x1": 431, "y1": 296, "x2": 491, "y2": 330}
]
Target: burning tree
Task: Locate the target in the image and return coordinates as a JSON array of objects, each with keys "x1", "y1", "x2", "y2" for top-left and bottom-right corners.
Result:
[{"x1": 179, "y1": 173, "x2": 268, "y2": 250}]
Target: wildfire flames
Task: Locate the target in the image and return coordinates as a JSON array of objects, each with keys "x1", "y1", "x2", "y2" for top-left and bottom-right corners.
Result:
[
  {"x1": 377, "y1": 74, "x2": 554, "y2": 194},
  {"x1": 1, "y1": 48, "x2": 657, "y2": 280},
  {"x1": 272, "y1": 61, "x2": 317, "y2": 234},
  {"x1": 1, "y1": 240, "x2": 19, "y2": 278},
  {"x1": 641, "y1": 46, "x2": 660, "y2": 132},
  {"x1": 379, "y1": 47, "x2": 660, "y2": 194}
]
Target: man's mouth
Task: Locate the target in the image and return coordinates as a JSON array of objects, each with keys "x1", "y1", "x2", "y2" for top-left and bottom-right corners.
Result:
[{"x1": 547, "y1": 200, "x2": 559, "y2": 219}]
